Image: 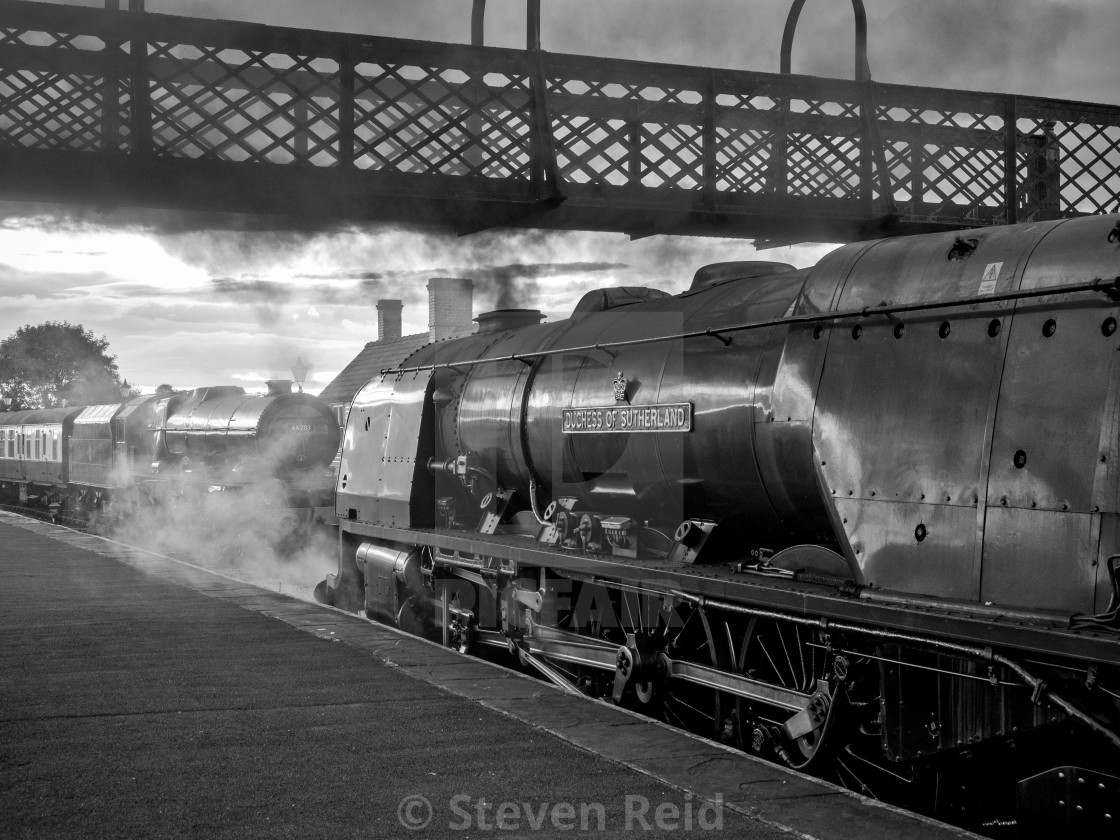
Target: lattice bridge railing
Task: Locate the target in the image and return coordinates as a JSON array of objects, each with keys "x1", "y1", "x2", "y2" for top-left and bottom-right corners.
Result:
[{"x1": 2, "y1": 1, "x2": 1118, "y2": 241}]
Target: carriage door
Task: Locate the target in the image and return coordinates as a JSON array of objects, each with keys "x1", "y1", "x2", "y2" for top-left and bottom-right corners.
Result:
[{"x1": 113, "y1": 416, "x2": 128, "y2": 472}]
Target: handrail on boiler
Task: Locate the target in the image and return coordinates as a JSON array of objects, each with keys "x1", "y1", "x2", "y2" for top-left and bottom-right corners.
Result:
[{"x1": 383, "y1": 276, "x2": 1120, "y2": 375}]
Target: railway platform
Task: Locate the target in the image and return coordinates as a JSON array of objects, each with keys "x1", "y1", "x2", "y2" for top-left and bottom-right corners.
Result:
[{"x1": 0, "y1": 512, "x2": 974, "y2": 839}]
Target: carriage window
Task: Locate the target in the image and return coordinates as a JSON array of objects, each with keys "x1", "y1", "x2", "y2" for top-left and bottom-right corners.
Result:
[
  {"x1": 52, "y1": 432, "x2": 58, "y2": 461},
  {"x1": 34, "y1": 433, "x2": 40, "y2": 460}
]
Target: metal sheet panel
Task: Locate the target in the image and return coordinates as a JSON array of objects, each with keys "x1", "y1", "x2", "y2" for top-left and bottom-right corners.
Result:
[
  {"x1": 980, "y1": 507, "x2": 1096, "y2": 614},
  {"x1": 815, "y1": 314, "x2": 999, "y2": 504},
  {"x1": 832, "y1": 498, "x2": 978, "y2": 600},
  {"x1": 337, "y1": 369, "x2": 434, "y2": 527},
  {"x1": 1018, "y1": 215, "x2": 1120, "y2": 293},
  {"x1": 814, "y1": 314, "x2": 1001, "y2": 596},
  {"x1": 985, "y1": 302, "x2": 1119, "y2": 514}
]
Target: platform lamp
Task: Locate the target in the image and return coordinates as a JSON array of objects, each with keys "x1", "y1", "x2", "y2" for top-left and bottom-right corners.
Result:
[
  {"x1": 291, "y1": 357, "x2": 308, "y2": 393},
  {"x1": 1, "y1": 395, "x2": 10, "y2": 411}
]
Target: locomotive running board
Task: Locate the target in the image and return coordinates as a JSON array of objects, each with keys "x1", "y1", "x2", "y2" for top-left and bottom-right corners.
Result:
[{"x1": 341, "y1": 520, "x2": 1120, "y2": 666}]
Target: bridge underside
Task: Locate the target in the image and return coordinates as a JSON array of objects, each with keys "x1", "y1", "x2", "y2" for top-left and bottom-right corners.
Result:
[
  {"x1": 0, "y1": 147, "x2": 919, "y2": 243},
  {"x1": 2, "y1": 2, "x2": 1119, "y2": 244}
]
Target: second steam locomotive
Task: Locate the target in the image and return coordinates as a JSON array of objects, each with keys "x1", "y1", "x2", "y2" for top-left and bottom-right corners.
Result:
[
  {"x1": 0, "y1": 381, "x2": 339, "y2": 537},
  {"x1": 320, "y1": 214, "x2": 1120, "y2": 835}
]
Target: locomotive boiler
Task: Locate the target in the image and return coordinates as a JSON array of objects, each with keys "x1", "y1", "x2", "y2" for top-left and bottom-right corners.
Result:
[
  {"x1": 321, "y1": 215, "x2": 1120, "y2": 835},
  {"x1": 153, "y1": 383, "x2": 340, "y2": 483}
]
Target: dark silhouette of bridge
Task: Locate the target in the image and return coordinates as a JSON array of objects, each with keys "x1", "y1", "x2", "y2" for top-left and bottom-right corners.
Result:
[{"x1": 1, "y1": 1, "x2": 1118, "y2": 243}]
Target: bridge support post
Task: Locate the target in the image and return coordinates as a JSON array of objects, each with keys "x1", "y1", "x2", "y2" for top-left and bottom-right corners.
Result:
[
  {"x1": 472, "y1": 0, "x2": 486, "y2": 46},
  {"x1": 99, "y1": 7, "x2": 122, "y2": 152},
  {"x1": 702, "y1": 71, "x2": 717, "y2": 210},
  {"x1": 128, "y1": 12, "x2": 152, "y2": 157},
  {"x1": 337, "y1": 41, "x2": 356, "y2": 169},
  {"x1": 526, "y1": 0, "x2": 541, "y2": 51}
]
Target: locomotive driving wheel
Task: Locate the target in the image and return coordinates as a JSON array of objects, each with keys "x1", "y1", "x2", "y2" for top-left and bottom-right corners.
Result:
[
  {"x1": 601, "y1": 589, "x2": 726, "y2": 735},
  {"x1": 735, "y1": 616, "x2": 834, "y2": 767},
  {"x1": 656, "y1": 603, "x2": 725, "y2": 739},
  {"x1": 732, "y1": 615, "x2": 895, "y2": 800}
]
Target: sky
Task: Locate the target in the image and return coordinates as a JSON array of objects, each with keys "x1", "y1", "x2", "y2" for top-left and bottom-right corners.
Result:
[{"x1": 1, "y1": 0, "x2": 1117, "y2": 394}]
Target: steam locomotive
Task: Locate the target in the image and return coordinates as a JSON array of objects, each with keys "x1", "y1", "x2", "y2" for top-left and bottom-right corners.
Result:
[
  {"x1": 0, "y1": 381, "x2": 339, "y2": 537},
  {"x1": 319, "y1": 214, "x2": 1120, "y2": 835}
]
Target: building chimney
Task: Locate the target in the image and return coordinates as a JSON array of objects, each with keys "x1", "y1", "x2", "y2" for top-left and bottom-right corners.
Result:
[
  {"x1": 427, "y1": 277, "x2": 474, "y2": 342},
  {"x1": 376, "y1": 299, "x2": 403, "y2": 342}
]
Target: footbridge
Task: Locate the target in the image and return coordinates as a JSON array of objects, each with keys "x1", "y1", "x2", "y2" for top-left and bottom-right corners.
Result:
[{"x1": 2, "y1": 0, "x2": 1118, "y2": 243}]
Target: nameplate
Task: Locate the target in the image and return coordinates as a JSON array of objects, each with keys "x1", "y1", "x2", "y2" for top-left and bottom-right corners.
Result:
[{"x1": 561, "y1": 403, "x2": 692, "y2": 434}]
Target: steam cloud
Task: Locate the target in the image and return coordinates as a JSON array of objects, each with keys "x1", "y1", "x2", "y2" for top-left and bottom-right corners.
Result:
[
  {"x1": 116, "y1": 486, "x2": 337, "y2": 600},
  {"x1": 111, "y1": 428, "x2": 337, "y2": 600},
  {"x1": 466, "y1": 262, "x2": 627, "y2": 311}
]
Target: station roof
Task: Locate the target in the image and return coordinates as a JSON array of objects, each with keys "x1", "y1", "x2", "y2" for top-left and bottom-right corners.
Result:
[{"x1": 73, "y1": 404, "x2": 120, "y2": 424}]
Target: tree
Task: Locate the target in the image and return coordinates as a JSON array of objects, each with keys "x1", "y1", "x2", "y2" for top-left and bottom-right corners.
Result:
[{"x1": 0, "y1": 322, "x2": 124, "y2": 409}]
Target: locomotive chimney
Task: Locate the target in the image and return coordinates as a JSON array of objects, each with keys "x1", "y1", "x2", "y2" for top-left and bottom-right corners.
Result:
[
  {"x1": 376, "y1": 299, "x2": 403, "y2": 342},
  {"x1": 474, "y1": 309, "x2": 545, "y2": 334},
  {"x1": 427, "y1": 277, "x2": 474, "y2": 342},
  {"x1": 266, "y1": 379, "x2": 293, "y2": 395}
]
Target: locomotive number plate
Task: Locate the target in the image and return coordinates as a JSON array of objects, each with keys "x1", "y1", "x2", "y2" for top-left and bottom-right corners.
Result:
[{"x1": 562, "y1": 403, "x2": 692, "y2": 434}]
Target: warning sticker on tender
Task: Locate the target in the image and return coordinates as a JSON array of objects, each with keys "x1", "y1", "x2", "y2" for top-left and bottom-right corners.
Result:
[{"x1": 979, "y1": 262, "x2": 1002, "y2": 295}]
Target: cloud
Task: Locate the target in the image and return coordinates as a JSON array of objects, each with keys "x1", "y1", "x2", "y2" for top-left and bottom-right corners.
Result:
[
  {"x1": 296, "y1": 270, "x2": 384, "y2": 281},
  {"x1": 210, "y1": 277, "x2": 294, "y2": 304},
  {"x1": 30, "y1": 1, "x2": 1119, "y2": 105},
  {"x1": 0, "y1": 265, "x2": 120, "y2": 298},
  {"x1": 872, "y1": 0, "x2": 1089, "y2": 96}
]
